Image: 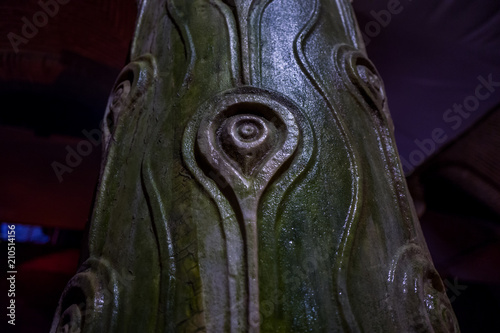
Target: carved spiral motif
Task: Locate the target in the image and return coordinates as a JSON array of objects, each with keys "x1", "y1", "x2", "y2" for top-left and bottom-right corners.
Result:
[
  {"x1": 102, "y1": 55, "x2": 156, "y2": 149},
  {"x1": 334, "y1": 45, "x2": 393, "y2": 130},
  {"x1": 356, "y1": 63, "x2": 385, "y2": 108},
  {"x1": 194, "y1": 89, "x2": 300, "y2": 192},
  {"x1": 219, "y1": 114, "x2": 275, "y2": 176},
  {"x1": 230, "y1": 116, "x2": 266, "y2": 143},
  {"x1": 50, "y1": 258, "x2": 119, "y2": 333},
  {"x1": 110, "y1": 80, "x2": 131, "y2": 110},
  {"x1": 389, "y1": 244, "x2": 459, "y2": 332},
  {"x1": 104, "y1": 77, "x2": 132, "y2": 145},
  {"x1": 52, "y1": 271, "x2": 95, "y2": 333}
]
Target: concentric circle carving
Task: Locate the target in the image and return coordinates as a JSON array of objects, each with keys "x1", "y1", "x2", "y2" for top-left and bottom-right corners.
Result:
[
  {"x1": 196, "y1": 92, "x2": 299, "y2": 192},
  {"x1": 334, "y1": 44, "x2": 393, "y2": 131},
  {"x1": 50, "y1": 258, "x2": 120, "y2": 333},
  {"x1": 389, "y1": 244, "x2": 459, "y2": 332},
  {"x1": 219, "y1": 113, "x2": 275, "y2": 176},
  {"x1": 102, "y1": 55, "x2": 156, "y2": 149},
  {"x1": 356, "y1": 63, "x2": 385, "y2": 108}
]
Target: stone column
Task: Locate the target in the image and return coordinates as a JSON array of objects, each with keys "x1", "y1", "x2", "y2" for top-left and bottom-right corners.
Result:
[{"x1": 51, "y1": 0, "x2": 459, "y2": 332}]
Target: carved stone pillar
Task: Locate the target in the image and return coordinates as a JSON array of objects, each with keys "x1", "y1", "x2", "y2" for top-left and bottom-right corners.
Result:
[{"x1": 51, "y1": 0, "x2": 459, "y2": 332}]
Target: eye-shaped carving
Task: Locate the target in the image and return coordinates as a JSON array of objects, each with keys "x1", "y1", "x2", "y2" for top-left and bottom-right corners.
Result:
[
  {"x1": 354, "y1": 61, "x2": 385, "y2": 110},
  {"x1": 103, "y1": 71, "x2": 134, "y2": 147},
  {"x1": 106, "y1": 79, "x2": 132, "y2": 133},
  {"x1": 182, "y1": 87, "x2": 312, "y2": 329},
  {"x1": 110, "y1": 80, "x2": 132, "y2": 110},
  {"x1": 188, "y1": 88, "x2": 301, "y2": 329},
  {"x1": 102, "y1": 55, "x2": 156, "y2": 149},
  {"x1": 219, "y1": 113, "x2": 276, "y2": 176},
  {"x1": 51, "y1": 270, "x2": 98, "y2": 333},
  {"x1": 50, "y1": 258, "x2": 120, "y2": 333},
  {"x1": 196, "y1": 90, "x2": 299, "y2": 195},
  {"x1": 388, "y1": 244, "x2": 459, "y2": 333},
  {"x1": 334, "y1": 45, "x2": 393, "y2": 130}
]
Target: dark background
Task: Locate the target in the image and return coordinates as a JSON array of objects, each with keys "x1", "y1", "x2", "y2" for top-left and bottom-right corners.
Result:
[{"x1": 1, "y1": 0, "x2": 499, "y2": 331}]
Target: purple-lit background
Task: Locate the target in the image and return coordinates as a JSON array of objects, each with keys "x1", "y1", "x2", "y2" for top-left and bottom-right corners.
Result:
[{"x1": 354, "y1": 0, "x2": 500, "y2": 173}]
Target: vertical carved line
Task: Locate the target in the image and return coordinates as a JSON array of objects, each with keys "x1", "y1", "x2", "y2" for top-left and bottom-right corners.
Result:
[
  {"x1": 292, "y1": 0, "x2": 362, "y2": 330},
  {"x1": 372, "y1": 112, "x2": 417, "y2": 239},
  {"x1": 182, "y1": 106, "x2": 246, "y2": 333},
  {"x1": 167, "y1": 0, "x2": 242, "y2": 86},
  {"x1": 231, "y1": 0, "x2": 273, "y2": 85},
  {"x1": 90, "y1": 55, "x2": 157, "y2": 256},
  {"x1": 247, "y1": 0, "x2": 275, "y2": 85},
  {"x1": 141, "y1": 162, "x2": 176, "y2": 332},
  {"x1": 166, "y1": 0, "x2": 197, "y2": 90},
  {"x1": 335, "y1": 45, "x2": 418, "y2": 240},
  {"x1": 233, "y1": 0, "x2": 251, "y2": 84},
  {"x1": 210, "y1": 0, "x2": 242, "y2": 85},
  {"x1": 334, "y1": 0, "x2": 361, "y2": 49},
  {"x1": 210, "y1": 0, "x2": 275, "y2": 85}
]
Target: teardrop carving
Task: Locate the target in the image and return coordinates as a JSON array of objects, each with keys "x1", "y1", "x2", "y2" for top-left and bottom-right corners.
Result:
[
  {"x1": 355, "y1": 63, "x2": 385, "y2": 110},
  {"x1": 183, "y1": 87, "x2": 302, "y2": 330},
  {"x1": 389, "y1": 244, "x2": 460, "y2": 332},
  {"x1": 334, "y1": 44, "x2": 394, "y2": 131},
  {"x1": 196, "y1": 90, "x2": 300, "y2": 201},
  {"x1": 102, "y1": 55, "x2": 156, "y2": 150},
  {"x1": 50, "y1": 258, "x2": 121, "y2": 333}
]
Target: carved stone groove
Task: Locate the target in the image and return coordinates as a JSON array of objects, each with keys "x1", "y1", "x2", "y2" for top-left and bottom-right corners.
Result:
[{"x1": 183, "y1": 87, "x2": 311, "y2": 331}]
